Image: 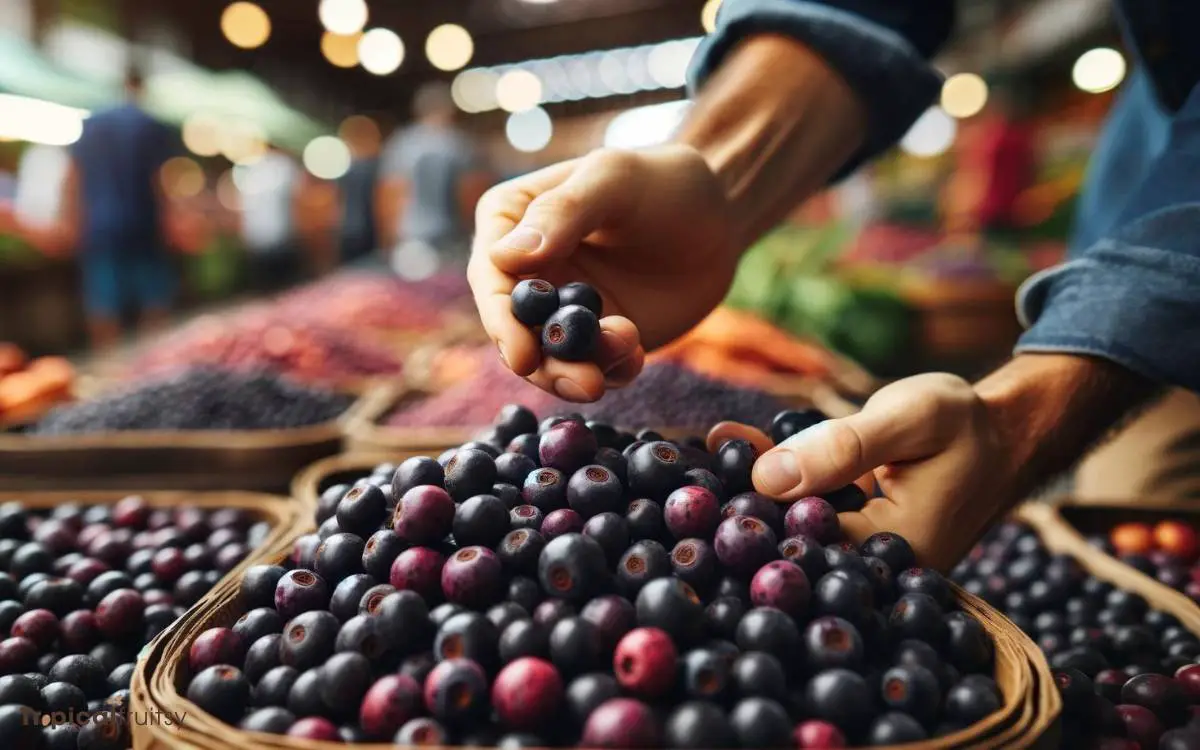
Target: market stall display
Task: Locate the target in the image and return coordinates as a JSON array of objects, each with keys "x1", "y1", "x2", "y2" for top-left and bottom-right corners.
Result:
[
  {"x1": 0, "y1": 345, "x2": 76, "y2": 427},
  {"x1": 0, "y1": 489, "x2": 303, "y2": 749},
  {"x1": 141, "y1": 411, "x2": 1053, "y2": 749}
]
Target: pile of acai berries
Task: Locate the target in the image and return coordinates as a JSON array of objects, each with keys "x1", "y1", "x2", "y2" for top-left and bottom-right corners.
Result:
[{"x1": 181, "y1": 406, "x2": 1001, "y2": 747}]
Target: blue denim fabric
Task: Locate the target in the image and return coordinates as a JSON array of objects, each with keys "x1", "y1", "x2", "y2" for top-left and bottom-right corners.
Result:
[{"x1": 690, "y1": 0, "x2": 1200, "y2": 392}]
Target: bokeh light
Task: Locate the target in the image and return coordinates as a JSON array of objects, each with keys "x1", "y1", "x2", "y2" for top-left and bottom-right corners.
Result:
[
  {"x1": 216, "y1": 169, "x2": 240, "y2": 211},
  {"x1": 181, "y1": 113, "x2": 223, "y2": 157},
  {"x1": 219, "y1": 121, "x2": 267, "y2": 165},
  {"x1": 505, "y1": 106, "x2": 553, "y2": 152},
  {"x1": 321, "y1": 31, "x2": 361, "y2": 68},
  {"x1": 338, "y1": 115, "x2": 381, "y2": 153},
  {"x1": 358, "y1": 28, "x2": 404, "y2": 75},
  {"x1": 451, "y1": 69, "x2": 500, "y2": 113},
  {"x1": 701, "y1": 0, "x2": 722, "y2": 33},
  {"x1": 605, "y1": 100, "x2": 692, "y2": 149},
  {"x1": 220, "y1": 2, "x2": 271, "y2": 50},
  {"x1": 900, "y1": 106, "x2": 958, "y2": 158},
  {"x1": 426, "y1": 24, "x2": 474, "y2": 72},
  {"x1": 318, "y1": 0, "x2": 368, "y2": 35},
  {"x1": 159, "y1": 157, "x2": 205, "y2": 199},
  {"x1": 303, "y1": 135, "x2": 352, "y2": 179},
  {"x1": 495, "y1": 69, "x2": 543, "y2": 112},
  {"x1": 940, "y1": 73, "x2": 989, "y2": 118},
  {"x1": 1073, "y1": 48, "x2": 1126, "y2": 94}
]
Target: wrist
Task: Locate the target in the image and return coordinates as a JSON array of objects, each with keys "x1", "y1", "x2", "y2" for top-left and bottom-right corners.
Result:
[
  {"x1": 674, "y1": 34, "x2": 866, "y2": 251},
  {"x1": 974, "y1": 353, "x2": 1159, "y2": 498}
]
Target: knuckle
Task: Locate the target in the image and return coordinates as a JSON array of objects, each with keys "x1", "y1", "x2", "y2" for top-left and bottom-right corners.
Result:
[
  {"x1": 527, "y1": 189, "x2": 583, "y2": 218},
  {"x1": 825, "y1": 421, "x2": 866, "y2": 470}
]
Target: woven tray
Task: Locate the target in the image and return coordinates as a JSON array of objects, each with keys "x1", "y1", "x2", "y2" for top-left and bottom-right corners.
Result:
[
  {"x1": 0, "y1": 385, "x2": 393, "y2": 493},
  {"x1": 343, "y1": 380, "x2": 859, "y2": 455}
]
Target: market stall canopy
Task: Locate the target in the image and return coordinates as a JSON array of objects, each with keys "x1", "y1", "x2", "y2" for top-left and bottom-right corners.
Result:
[{"x1": 0, "y1": 33, "x2": 118, "y2": 110}]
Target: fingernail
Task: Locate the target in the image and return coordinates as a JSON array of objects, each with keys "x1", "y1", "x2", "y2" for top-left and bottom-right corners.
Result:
[
  {"x1": 498, "y1": 226, "x2": 544, "y2": 253},
  {"x1": 554, "y1": 378, "x2": 589, "y2": 401},
  {"x1": 754, "y1": 449, "x2": 801, "y2": 495}
]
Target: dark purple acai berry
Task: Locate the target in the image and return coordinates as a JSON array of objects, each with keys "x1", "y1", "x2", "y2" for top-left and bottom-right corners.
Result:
[
  {"x1": 499, "y1": 618, "x2": 549, "y2": 663},
  {"x1": 441, "y1": 547, "x2": 504, "y2": 610},
  {"x1": 434, "y1": 612, "x2": 500, "y2": 673},
  {"x1": 444, "y1": 448, "x2": 499, "y2": 502},
  {"x1": 635, "y1": 577, "x2": 703, "y2": 646},
  {"x1": 567, "y1": 466, "x2": 624, "y2": 519},
  {"x1": 770, "y1": 409, "x2": 826, "y2": 444},
  {"x1": 722, "y1": 492, "x2": 782, "y2": 533},
  {"x1": 627, "y1": 442, "x2": 686, "y2": 502},
  {"x1": 511, "y1": 279, "x2": 561, "y2": 326},
  {"x1": 509, "y1": 505, "x2": 544, "y2": 532},
  {"x1": 888, "y1": 593, "x2": 948, "y2": 648},
  {"x1": 243, "y1": 633, "x2": 283, "y2": 683},
  {"x1": 538, "y1": 533, "x2": 609, "y2": 603},
  {"x1": 683, "y1": 468, "x2": 725, "y2": 503},
  {"x1": 10, "y1": 609, "x2": 59, "y2": 650},
  {"x1": 290, "y1": 534, "x2": 321, "y2": 569},
  {"x1": 860, "y1": 532, "x2": 916, "y2": 573},
  {"x1": 784, "y1": 497, "x2": 840, "y2": 544},
  {"x1": 328, "y1": 575, "x2": 377, "y2": 622},
  {"x1": 779, "y1": 535, "x2": 829, "y2": 583},
  {"x1": 680, "y1": 647, "x2": 732, "y2": 700},
  {"x1": 541, "y1": 509, "x2": 584, "y2": 540},
  {"x1": 497, "y1": 528, "x2": 547, "y2": 577},
  {"x1": 663, "y1": 486, "x2": 722, "y2": 541},
  {"x1": 897, "y1": 567, "x2": 952, "y2": 609},
  {"x1": 279, "y1": 610, "x2": 340, "y2": 671},
  {"x1": 94, "y1": 589, "x2": 144, "y2": 640},
  {"x1": 495, "y1": 452, "x2": 538, "y2": 488},
  {"x1": 581, "y1": 697, "x2": 661, "y2": 748},
  {"x1": 803, "y1": 668, "x2": 874, "y2": 734},
  {"x1": 751, "y1": 560, "x2": 810, "y2": 618},
  {"x1": 522, "y1": 468, "x2": 567, "y2": 513},
  {"x1": 274, "y1": 570, "x2": 331, "y2": 620},
  {"x1": 424, "y1": 658, "x2": 490, "y2": 722},
  {"x1": 670, "y1": 539, "x2": 718, "y2": 593},
  {"x1": 943, "y1": 676, "x2": 1002, "y2": 726},
  {"x1": 714, "y1": 439, "x2": 757, "y2": 496},
  {"x1": 713, "y1": 515, "x2": 778, "y2": 575},
  {"x1": 822, "y1": 484, "x2": 868, "y2": 513},
  {"x1": 736, "y1": 607, "x2": 801, "y2": 664},
  {"x1": 0, "y1": 636, "x2": 37, "y2": 674},
  {"x1": 814, "y1": 569, "x2": 875, "y2": 628},
  {"x1": 60, "y1": 610, "x2": 100, "y2": 653},
  {"x1": 539, "y1": 422, "x2": 599, "y2": 477},
  {"x1": 24, "y1": 577, "x2": 84, "y2": 616},
  {"x1": 507, "y1": 576, "x2": 542, "y2": 614},
  {"x1": 704, "y1": 596, "x2": 746, "y2": 642},
  {"x1": 730, "y1": 651, "x2": 786, "y2": 701},
  {"x1": 617, "y1": 540, "x2": 671, "y2": 598},
  {"x1": 188, "y1": 627, "x2": 246, "y2": 673},
  {"x1": 507, "y1": 433, "x2": 541, "y2": 464},
  {"x1": 880, "y1": 664, "x2": 941, "y2": 726},
  {"x1": 454, "y1": 495, "x2": 510, "y2": 548},
  {"x1": 557, "y1": 282, "x2": 602, "y2": 316},
  {"x1": 493, "y1": 484, "x2": 522, "y2": 509},
  {"x1": 548, "y1": 616, "x2": 602, "y2": 676},
  {"x1": 802, "y1": 616, "x2": 863, "y2": 672},
  {"x1": 580, "y1": 595, "x2": 636, "y2": 655},
  {"x1": 945, "y1": 611, "x2": 994, "y2": 674},
  {"x1": 371, "y1": 590, "x2": 432, "y2": 657},
  {"x1": 362, "y1": 531, "x2": 407, "y2": 581},
  {"x1": 336, "y1": 484, "x2": 388, "y2": 538},
  {"x1": 315, "y1": 533, "x2": 366, "y2": 584},
  {"x1": 392, "y1": 457, "x2": 445, "y2": 498},
  {"x1": 392, "y1": 486, "x2": 455, "y2": 546},
  {"x1": 389, "y1": 548, "x2": 446, "y2": 602},
  {"x1": 583, "y1": 513, "x2": 630, "y2": 567},
  {"x1": 358, "y1": 673, "x2": 423, "y2": 740},
  {"x1": 625, "y1": 499, "x2": 665, "y2": 542},
  {"x1": 1121, "y1": 673, "x2": 1190, "y2": 727},
  {"x1": 541, "y1": 305, "x2": 600, "y2": 362}
]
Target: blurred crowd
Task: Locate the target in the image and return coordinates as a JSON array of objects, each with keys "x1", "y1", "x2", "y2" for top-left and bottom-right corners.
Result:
[{"x1": 0, "y1": 72, "x2": 494, "y2": 351}]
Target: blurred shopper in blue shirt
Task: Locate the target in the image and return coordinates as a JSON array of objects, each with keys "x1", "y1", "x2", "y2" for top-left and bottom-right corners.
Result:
[
  {"x1": 69, "y1": 68, "x2": 177, "y2": 349},
  {"x1": 469, "y1": 0, "x2": 1200, "y2": 569}
]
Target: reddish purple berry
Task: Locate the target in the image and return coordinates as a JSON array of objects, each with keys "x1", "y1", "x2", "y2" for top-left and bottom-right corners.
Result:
[
  {"x1": 784, "y1": 497, "x2": 840, "y2": 544},
  {"x1": 750, "y1": 560, "x2": 811, "y2": 618},
  {"x1": 287, "y1": 716, "x2": 340, "y2": 740},
  {"x1": 492, "y1": 657, "x2": 564, "y2": 730},
  {"x1": 714, "y1": 515, "x2": 778, "y2": 575},
  {"x1": 59, "y1": 610, "x2": 101, "y2": 653},
  {"x1": 392, "y1": 486, "x2": 455, "y2": 546},
  {"x1": 441, "y1": 547, "x2": 503, "y2": 610},
  {"x1": 95, "y1": 589, "x2": 144, "y2": 639},
  {"x1": 10, "y1": 608, "x2": 59, "y2": 650},
  {"x1": 582, "y1": 697, "x2": 662, "y2": 749},
  {"x1": 794, "y1": 720, "x2": 847, "y2": 748},
  {"x1": 0, "y1": 636, "x2": 38, "y2": 673},
  {"x1": 663, "y1": 486, "x2": 721, "y2": 541},
  {"x1": 189, "y1": 627, "x2": 247, "y2": 673},
  {"x1": 390, "y1": 547, "x2": 446, "y2": 601},
  {"x1": 151, "y1": 548, "x2": 188, "y2": 584},
  {"x1": 541, "y1": 509, "x2": 584, "y2": 540},
  {"x1": 112, "y1": 496, "x2": 150, "y2": 529},
  {"x1": 539, "y1": 421, "x2": 599, "y2": 476},
  {"x1": 423, "y1": 658, "x2": 489, "y2": 722},
  {"x1": 273, "y1": 570, "x2": 331, "y2": 620},
  {"x1": 614, "y1": 627, "x2": 678, "y2": 698},
  {"x1": 359, "y1": 674, "x2": 422, "y2": 739},
  {"x1": 64, "y1": 558, "x2": 109, "y2": 587},
  {"x1": 670, "y1": 539, "x2": 718, "y2": 592},
  {"x1": 581, "y1": 595, "x2": 636, "y2": 655}
]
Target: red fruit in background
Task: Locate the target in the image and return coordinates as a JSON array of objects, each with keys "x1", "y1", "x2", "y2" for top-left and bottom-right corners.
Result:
[
  {"x1": 286, "y1": 717, "x2": 340, "y2": 740},
  {"x1": 60, "y1": 610, "x2": 101, "y2": 653},
  {"x1": 1154, "y1": 521, "x2": 1200, "y2": 563},
  {"x1": 794, "y1": 720, "x2": 847, "y2": 748},
  {"x1": 1176, "y1": 664, "x2": 1200, "y2": 702},
  {"x1": 390, "y1": 548, "x2": 446, "y2": 601},
  {"x1": 1121, "y1": 673, "x2": 1191, "y2": 727},
  {"x1": 112, "y1": 495, "x2": 151, "y2": 529},
  {"x1": 10, "y1": 609, "x2": 60, "y2": 650},
  {"x1": 663, "y1": 486, "x2": 721, "y2": 541},
  {"x1": 1110, "y1": 523, "x2": 1154, "y2": 557},
  {"x1": 359, "y1": 674, "x2": 422, "y2": 740},
  {"x1": 581, "y1": 697, "x2": 661, "y2": 749},
  {"x1": 189, "y1": 627, "x2": 247, "y2": 673},
  {"x1": 65, "y1": 558, "x2": 109, "y2": 586},
  {"x1": 491, "y1": 657, "x2": 564, "y2": 730},
  {"x1": 1115, "y1": 704, "x2": 1164, "y2": 749},
  {"x1": 95, "y1": 589, "x2": 145, "y2": 639},
  {"x1": 784, "y1": 497, "x2": 840, "y2": 544},
  {"x1": 541, "y1": 509, "x2": 584, "y2": 540},
  {"x1": 0, "y1": 636, "x2": 38, "y2": 673},
  {"x1": 151, "y1": 548, "x2": 189, "y2": 584},
  {"x1": 750, "y1": 560, "x2": 810, "y2": 619},
  {"x1": 614, "y1": 627, "x2": 677, "y2": 698}
]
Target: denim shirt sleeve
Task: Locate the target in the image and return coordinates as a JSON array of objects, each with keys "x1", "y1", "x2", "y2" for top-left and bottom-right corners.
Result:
[
  {"x1": 687, "y1": 0, "x2": 954, "y2": 177},
  {"x1": 1016, "y1": 82, "x2": 1200, "y2": 392}
]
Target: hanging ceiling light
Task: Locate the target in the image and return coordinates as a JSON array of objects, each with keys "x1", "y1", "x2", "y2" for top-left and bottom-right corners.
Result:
[
  {"x1": 358, "y1": 28, "x2": 404, "y2": 75},
  {"x1": 221, "y1": 2, "x2": 271, "y2": 50},
  {"x1": 318, "y1": 0, "x2": 368, "y2": 35},
  {"x1": 426, "y1": 24, "x2": 474, "y2": 72}
]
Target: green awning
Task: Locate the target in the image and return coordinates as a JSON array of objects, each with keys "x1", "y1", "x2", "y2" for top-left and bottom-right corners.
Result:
[{"x1": 0, "y1": 33, "x2": 118, "y2": 110}]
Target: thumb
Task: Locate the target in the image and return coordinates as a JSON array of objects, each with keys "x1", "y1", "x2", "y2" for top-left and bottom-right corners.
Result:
[
  {"x1": 751, "y1": 395, "x2": 948, "y2": 499},
  {"x1": 490, "y1": 150, "x2": 633, "y2": 276}
]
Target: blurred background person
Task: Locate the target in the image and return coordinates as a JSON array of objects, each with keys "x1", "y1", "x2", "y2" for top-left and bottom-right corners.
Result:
[
  {"x1": 337, "y1": 116, "x2": 383, "y2": 268},
  {"x1": 238, "y1": 144, "x2": 304, "y2": 293},
  {"x1": 68, "y1": 66, "x2": 178, "y2": 350},
  {"x1": 378, "y1": 82, "x2": 493, "y2": 279}
]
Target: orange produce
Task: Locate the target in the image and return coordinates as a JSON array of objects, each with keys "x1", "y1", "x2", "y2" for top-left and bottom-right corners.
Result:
[
  {"x1": 1110, "y1": 522, "x2": 1155, "y2": 557},
  {"x1": 0, "y1": 343, "x2": 26, "y2": 377},
  {"x1": 1153, "y1": 520, "x2": 1200, "y2": 563}
]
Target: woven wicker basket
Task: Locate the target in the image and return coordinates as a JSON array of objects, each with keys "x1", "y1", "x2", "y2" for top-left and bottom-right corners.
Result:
[
  {"x1": 344, "y1": 380, "x2": 860, "y2": 455},
  {"x1": 0, "y1": 385, "x2": 392, "y2": 493}
]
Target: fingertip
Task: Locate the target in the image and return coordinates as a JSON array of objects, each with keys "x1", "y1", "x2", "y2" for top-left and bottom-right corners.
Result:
[
  {"x1": 706, "y1": 422, "x2": 773, "y2": 454},
  {"x1": 528, "y1": 360, "x2": 606, "y2": 403}
]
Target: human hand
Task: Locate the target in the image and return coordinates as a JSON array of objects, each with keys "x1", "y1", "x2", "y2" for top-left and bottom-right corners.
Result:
[
  {"x1": 468, "y1": 145, "x2": 738, "y2": 402},
  {"x1": 708, "y1": 373, "x2": 1011, "y2": 572}
]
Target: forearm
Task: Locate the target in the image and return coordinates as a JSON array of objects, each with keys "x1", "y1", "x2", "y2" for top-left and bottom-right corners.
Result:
[
  {"x1": 975, "y1": 354, "x2": 1161, "y2": 502},
  {"x1": 675, "y1": 34, "x2": 867, "y2": 249}
]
